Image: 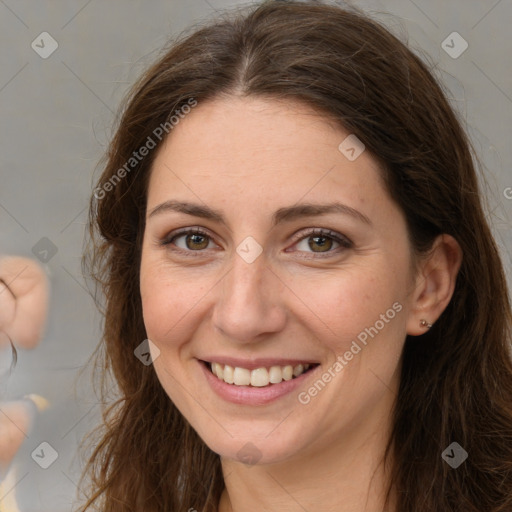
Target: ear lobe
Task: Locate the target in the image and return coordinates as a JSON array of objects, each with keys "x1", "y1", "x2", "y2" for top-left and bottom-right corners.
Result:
[{"x1": 406, "y1": 234, "x2": 463, "y2": 336}]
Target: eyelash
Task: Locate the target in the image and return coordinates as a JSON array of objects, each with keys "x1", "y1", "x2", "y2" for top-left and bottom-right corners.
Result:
[{"x1": 159, "y1": 227, "x2": 353, "y2": 258}]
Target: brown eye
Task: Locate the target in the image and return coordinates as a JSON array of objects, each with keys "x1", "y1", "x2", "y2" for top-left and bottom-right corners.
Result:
[
  {"x1": 185, "y1": 233, "x2": 210, "y2": 250},
  {"x1": 308, "y1": 235, "x2": 334, "y2": 252},
  {"x1": 161, "y1": 229, "x2": 215, "y2": 252},
  {"x1": 291, "y1": 228, "x2": 352, "y2": 256}
]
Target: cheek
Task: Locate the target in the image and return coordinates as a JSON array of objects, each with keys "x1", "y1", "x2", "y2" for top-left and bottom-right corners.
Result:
[
  {"x1": 302, "y1": 266, "x2": 398, "y2": 326},
  {"x1": 139, "y1": 259, "x2": 211, "y2": 348},
  {"x1": 295, "y1": 265, "x2": 407, "y2": 367}
]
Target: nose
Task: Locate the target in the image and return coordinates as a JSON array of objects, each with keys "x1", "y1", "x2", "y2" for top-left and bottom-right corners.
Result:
[{"x1": 211, "y1": 251, "x2": 287, "y2": 344}]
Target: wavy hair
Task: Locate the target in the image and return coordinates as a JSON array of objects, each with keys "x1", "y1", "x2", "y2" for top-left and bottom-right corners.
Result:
[{"x1": 79, "y1": 1, "x2": 512, "y2": 510}]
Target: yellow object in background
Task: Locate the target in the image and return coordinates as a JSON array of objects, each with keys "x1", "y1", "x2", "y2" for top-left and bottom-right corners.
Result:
[
  {"x1": 0, "y1": 469, "x2": 22, "y2": 512},
  {"x1": 0, "y1": 395, "x2": 49, "y2": 512}
]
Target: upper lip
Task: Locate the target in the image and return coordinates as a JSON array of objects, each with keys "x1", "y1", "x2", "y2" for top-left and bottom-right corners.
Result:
[{"x1": 199, "y1": 357, "x2": 319, "y2": 370}]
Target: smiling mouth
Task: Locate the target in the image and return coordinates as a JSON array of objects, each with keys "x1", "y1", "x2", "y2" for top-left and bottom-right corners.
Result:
[{"x1": 203, "y1": 361, "x2": 319, "y2": 387}]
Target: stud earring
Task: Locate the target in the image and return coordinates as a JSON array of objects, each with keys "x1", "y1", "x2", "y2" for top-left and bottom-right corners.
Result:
[{"x1": 420, "y1": 319, "x2": 433, "y2": 329}]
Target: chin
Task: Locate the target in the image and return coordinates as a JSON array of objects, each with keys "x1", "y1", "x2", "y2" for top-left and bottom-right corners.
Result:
[{"x1": 189, "y1": 412, "x2": 316, "y2": 467}]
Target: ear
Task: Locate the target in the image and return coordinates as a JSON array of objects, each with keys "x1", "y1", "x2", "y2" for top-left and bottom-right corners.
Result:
[
  {"x1": 0, "y1": 257, "x2": 49, "y2": 349},
  {"x1": 406, "y1": 234, "x2": 463, "y2": 336}
]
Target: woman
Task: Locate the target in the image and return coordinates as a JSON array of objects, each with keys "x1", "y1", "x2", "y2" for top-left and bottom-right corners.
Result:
[{"x1": 79, "y1": 1, "x2": 512, "y2": 510}]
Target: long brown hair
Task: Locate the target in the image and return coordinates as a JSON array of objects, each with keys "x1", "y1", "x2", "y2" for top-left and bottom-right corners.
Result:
[{"x1": 79, "y1": 1, "x2": 512, "y2": 510}]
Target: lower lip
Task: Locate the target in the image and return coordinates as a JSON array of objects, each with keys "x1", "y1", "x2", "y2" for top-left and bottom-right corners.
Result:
[{"x1": 199, "y1": 360, "x2": 317, "y2": 406}]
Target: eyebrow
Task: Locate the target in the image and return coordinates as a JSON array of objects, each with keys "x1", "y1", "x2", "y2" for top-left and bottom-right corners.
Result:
[{"x1": 147, "y1": 200, "x2": 372, "y2": 227}]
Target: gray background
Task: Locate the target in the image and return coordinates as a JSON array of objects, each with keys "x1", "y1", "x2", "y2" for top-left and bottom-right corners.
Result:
[{"x1": 0, "y1": 0, "x2": 510, "y2": 509}]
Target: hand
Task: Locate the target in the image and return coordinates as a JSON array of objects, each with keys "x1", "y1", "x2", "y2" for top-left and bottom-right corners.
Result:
[
  {"x1": 0, "y1": 256, "x2": 50, "y2": 510},
  {"x1": 0, "y1": 256, "x2": 49, "y2": 349}
]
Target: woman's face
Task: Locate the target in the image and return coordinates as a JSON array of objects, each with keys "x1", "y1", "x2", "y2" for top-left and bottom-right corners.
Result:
[{"x1": 140, "y1": 96, "x2": 417, "y2": 465}]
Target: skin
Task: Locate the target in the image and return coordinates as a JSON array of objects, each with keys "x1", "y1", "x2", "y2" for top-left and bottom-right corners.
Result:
[
  {"x1": 0, "y1": 256, "x2": 49, "y2": 476},
  {"x1": 0, "y1": 256, "x2": 49, "y2": 349},
  {"x1": 140, "y1": 96, "x2": 462, "y2": 512}
]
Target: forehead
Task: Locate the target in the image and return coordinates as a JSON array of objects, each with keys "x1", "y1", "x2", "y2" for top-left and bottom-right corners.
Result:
[{"x1": 147, "y1": 96, "x2": 387, "y2": 218}]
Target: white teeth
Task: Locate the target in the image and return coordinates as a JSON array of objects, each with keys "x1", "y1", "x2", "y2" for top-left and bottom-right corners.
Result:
[
  {"x1": 233, "y1": 367, "x2": 251, "y2": 386},
  {"x1": 282, "y1": 365, "x2": 293, "y2": 381},
  {"x1": 223, "y1": 364, "x2": 234, "y2": 384},
  {"x1": 293, "y1": 364, "x2": 304, "y2": 377},
  {"x1": 268, "y1": 365, "x2": 282, "y2": 384},
  {"x1": 209, "y1": 361, "x2": 314, "y2": 387},
  {"x1": 213, "y1": 362, "x2": 224, "y2": 379},
  {"x1": 251, "y1": 368, "x2": 270, "y2": 387}
]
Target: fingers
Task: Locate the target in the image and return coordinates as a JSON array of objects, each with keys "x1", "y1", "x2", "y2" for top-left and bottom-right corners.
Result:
[
  {"x1": 0, "y1": 395, "x2": 49, "y2": 478},
  {"x1": 0, "y1": 257, "x2": 49, "y2": 349},
  {"x1": 0, "y1": 400, "x2": 32, "y2": 476}
]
